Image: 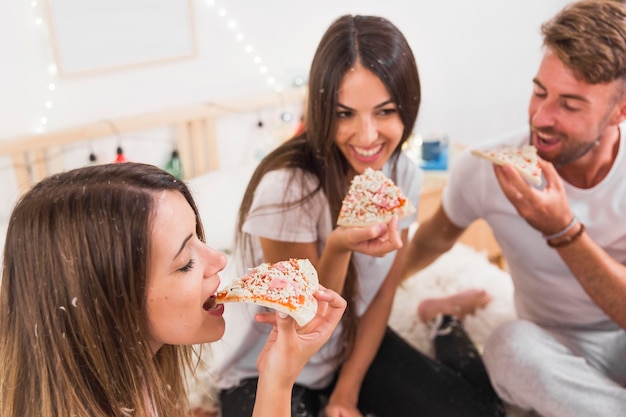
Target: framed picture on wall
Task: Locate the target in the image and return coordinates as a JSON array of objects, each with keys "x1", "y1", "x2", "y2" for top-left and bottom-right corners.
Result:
[{"x1": 44, "y1": 0, "x2": 196, "y2": 76}]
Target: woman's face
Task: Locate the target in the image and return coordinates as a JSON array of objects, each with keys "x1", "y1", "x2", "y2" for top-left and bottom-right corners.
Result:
[
  {"x1": 334, "y1": 63, "x2": 404, "y2": 176},
  {"x1": 145, "y1": 190, "x2": 226, "y2": 354}
]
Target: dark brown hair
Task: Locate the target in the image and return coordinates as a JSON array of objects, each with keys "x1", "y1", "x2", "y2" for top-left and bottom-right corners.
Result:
[
  {"x1": 1, "y1": 163, "x2": 203, "y2": 417},
  {"x1": 236, "y1": 14, "x2": 421, "y2": 359}
]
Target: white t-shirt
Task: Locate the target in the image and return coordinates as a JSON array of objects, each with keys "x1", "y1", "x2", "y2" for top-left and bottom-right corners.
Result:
[
  {"x1": 212, "y1": 153, "x2": 423, "y2": 389},
  {"x1": 443, "y1": 123, "x2": 626, "y2": 328}
]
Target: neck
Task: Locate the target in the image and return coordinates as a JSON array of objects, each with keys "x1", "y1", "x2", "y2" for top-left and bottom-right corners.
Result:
[{"x1": 557, "y1": 126, "x2": 621, "y2": 188}]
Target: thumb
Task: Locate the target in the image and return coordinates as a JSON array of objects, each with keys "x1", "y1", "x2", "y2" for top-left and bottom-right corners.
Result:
[
  {"x1": 388, "y1": 215, "x2": 403, "y2": 247},
  {"x1": 276, "y1": 311, "x2": 296, "y2": 332},
  {"x1": 388, "y1": 215, "x2": 399, "y2": 232},
  {"x1": 538, "y1": 158, "x2": 560, "y2": 188}
]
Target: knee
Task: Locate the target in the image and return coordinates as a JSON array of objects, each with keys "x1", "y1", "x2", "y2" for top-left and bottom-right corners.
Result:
[{"x1": 483, "y1": 321, "x2": 547, "y2": 383}]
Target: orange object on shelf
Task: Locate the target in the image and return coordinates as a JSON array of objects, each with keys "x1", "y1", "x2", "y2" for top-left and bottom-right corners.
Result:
[{"x1": 114, "y1": 146, "x2": 128, "y2": 163}]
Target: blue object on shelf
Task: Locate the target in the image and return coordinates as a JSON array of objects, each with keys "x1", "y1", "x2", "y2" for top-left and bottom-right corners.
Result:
[{"x1": 420, "y1": 141, "x2": 448, "y2": 171}]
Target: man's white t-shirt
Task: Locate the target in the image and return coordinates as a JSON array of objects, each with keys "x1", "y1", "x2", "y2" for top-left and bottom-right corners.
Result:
[{"x1": 443, "y1": 123, "x2": 626, "y2": 328}]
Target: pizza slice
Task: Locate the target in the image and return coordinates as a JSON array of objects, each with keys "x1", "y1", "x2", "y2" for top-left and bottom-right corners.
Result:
[
  {"x1": 471, "y1": 145, "x2": 543, "y2": 186},
  {"x1": 337, "y1": 167, "x2": 416, "y2": 227},
  {"x1": 216, "y1": 258, "x2": 319, "y2": 326}
]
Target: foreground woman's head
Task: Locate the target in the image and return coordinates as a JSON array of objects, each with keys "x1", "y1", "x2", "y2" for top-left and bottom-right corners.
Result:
[{"x1": 0, "y1": 162, "x2": 226, "y2": 417}]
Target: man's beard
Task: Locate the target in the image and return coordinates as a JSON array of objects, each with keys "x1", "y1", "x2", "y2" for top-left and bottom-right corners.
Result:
[
  {"x1": 550, "y1": 138, "x2": 599, "y2": 168},
  {"x1": 531, "y1": 128, "x2": 600, "y2": 168}
]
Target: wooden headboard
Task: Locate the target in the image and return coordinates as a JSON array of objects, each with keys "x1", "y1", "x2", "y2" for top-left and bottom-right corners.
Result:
[{"x1": 0, "y1": 86, "x2": 306, "y2": 194}]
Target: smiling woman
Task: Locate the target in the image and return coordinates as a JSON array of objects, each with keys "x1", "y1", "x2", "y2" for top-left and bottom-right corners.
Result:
[
  {"x1": 211, "y1": 14, "x2": 504, "y2": 417},
  {"x1": 0, "y1": 162, "x2": 345, "y2": 417}
]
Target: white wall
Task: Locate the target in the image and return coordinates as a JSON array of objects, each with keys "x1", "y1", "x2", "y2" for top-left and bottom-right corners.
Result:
[
  {"x1": 2, "y1": 0, "x2": 571, "y2": 144},
  {"x1": 0, "y1": 0, "x2": 575, "y2": 270}
]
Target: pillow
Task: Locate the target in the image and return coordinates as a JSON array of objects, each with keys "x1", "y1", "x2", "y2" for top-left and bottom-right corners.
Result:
[{"x1": 186, "y1": 164, "x2": 257, "y2": 252}]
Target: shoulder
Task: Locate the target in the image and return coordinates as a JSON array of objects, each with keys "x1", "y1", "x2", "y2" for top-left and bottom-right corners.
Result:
[
  {"x1": 254, "y1": 168, "x2": 322, "y2": 205},
  {"x1": 395, "y1": 152, "x2": 421, "y2": 175},
  {"x1": 257, "y1": 168, "x2": 319, "y2": 191},
  {"x1": 385, "y1": 152, "x2": 423, "y2": 187}
]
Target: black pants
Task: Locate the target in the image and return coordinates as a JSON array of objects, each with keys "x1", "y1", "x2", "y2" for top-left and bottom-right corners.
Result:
[
  {"x1": 220, "y1": 378, "x2": 329, "y2": 417},
  {"x1": 220, "y1": 318, "x2": 504, "y2": 417},
  {"x1": 358, "y1": 317, "x2": 504, "y2": 416}
]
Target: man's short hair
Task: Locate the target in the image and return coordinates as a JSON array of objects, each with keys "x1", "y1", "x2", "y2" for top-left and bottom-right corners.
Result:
[{"x1": 542, "y1": 0, "x2": 626, "y2": 85}]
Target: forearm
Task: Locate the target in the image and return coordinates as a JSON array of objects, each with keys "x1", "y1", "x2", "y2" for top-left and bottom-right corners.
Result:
[
  {"x1": 316, "y1": 233, "x2": 353, "y2": 293},
  {"x1": 403, "y1": 206, "x2": 464, "y2": 280},
  {"x1": 331, "y1": 290, "x2": 393, "y2": 405},
  {"x1": 331, "y1": 243, "x2": 407, "y2": 404},
  {"x1": 554, "y1": 231, "x2": 626, "y2": 329},
  {"x1": 252, "y1": 376, "x2": 292, "y2": 417}
]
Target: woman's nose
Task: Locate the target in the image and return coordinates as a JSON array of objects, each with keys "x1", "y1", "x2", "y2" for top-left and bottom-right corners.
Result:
[
  {"x1": 203, "y1": 245, "x2": 228, "y2": 277},
  {"x1": 356, "y1": 116, "x2": 378, "y2": 144}
]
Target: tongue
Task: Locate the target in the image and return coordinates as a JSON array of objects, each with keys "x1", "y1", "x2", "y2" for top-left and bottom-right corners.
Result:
[
  {"x1": 203, "y1": 297, "x2": 217, "y2": 311},
  {"x1": 541, "y1": 137, "x2": 559, "y2": 145}
]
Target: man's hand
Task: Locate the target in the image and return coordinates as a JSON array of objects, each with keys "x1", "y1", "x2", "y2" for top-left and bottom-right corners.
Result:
[{"x1": 493, "y1": 158, "x2": 574, "y2": 235}]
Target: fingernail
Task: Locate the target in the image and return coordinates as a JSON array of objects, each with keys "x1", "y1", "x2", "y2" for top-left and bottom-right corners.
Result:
[{"x1": 278, "y1": 312, "x2": 288, "y2": 319}]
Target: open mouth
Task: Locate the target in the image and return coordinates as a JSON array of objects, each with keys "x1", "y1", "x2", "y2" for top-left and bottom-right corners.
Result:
[
  {"x1": 532, "y1": 127, "x2": 562, "y2": 148},
  {"x1": 354, "y1": 144, "x2": 383, "y2": 157},
  {"x1": 203, "y1": 295, "x2": 218, "y2": 311},
  {"x1": 537, "y1": 133, "x2": 559, "y2": 146}
]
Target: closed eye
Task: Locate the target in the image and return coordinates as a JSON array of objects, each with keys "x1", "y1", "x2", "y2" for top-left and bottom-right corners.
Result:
[
  {"x1": 561, "y1": 99, "x2": 581, "y2": 112},
  {"x1": 178, "y1": 258, "x2": 195, "y2": 272}
]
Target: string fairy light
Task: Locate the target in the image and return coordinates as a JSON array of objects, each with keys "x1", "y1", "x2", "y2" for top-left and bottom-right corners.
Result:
[
  {"x1": 29, "y1": 0, "x2": 305, "y2": 132},
  {"x1": 202, "y1": 0, "x2": 307, "y2": 143},
  {"x1": 9, "y1": 0, "x2": 305, "y2": 175},
  {"x1": 31, "y1": 0, "x2": 59, "y2": 134},
  {"x1": 205, "y1": 0, "x2": 284, "y2": 92}
]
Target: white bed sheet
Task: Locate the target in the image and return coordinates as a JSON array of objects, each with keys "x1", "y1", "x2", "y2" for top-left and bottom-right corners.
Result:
[{"x1": 186, "y1": 163, "x2": 257, "y2": 255}]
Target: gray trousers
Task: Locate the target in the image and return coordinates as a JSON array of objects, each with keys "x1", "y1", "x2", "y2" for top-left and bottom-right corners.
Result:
[{"x1": 483, "y1": 319, "x2": 626, "y2": 417}]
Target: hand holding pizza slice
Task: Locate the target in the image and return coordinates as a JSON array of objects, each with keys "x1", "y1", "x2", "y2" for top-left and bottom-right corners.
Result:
[
  {"x1": 471, "y1": 145, "x2": 543, "y2": 186},
  {"x1": 216, "y1": 258, "x2": 319, "y2": 326},
  {"x1": 337, "y1": 167, "x2": 416, "y2": 227}
]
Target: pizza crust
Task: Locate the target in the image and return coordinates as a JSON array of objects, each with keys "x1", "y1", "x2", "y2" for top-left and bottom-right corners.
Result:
[
  {"x1": 337, "y1": 167, "x2": 416, "y2": 227},
  {"x1": 471, "y1": 145, "x2": 543, "y2": 186},
  {"x1": 216, "y1": 258, "x2": 319, "y2": 326}
]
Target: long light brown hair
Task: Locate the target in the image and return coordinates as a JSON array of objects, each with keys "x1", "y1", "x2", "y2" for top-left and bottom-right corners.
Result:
[
  {"x1": 236, "y1": 15, "x2": 421, "y2": 359},
  {"x1": 1, "y1": 163, "x2": 204, "y2": 417}
]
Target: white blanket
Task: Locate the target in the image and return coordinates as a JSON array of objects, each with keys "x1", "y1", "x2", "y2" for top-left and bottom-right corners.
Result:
[{"x1": 390, "y1": 242, "x2": 517, "y2": 356}]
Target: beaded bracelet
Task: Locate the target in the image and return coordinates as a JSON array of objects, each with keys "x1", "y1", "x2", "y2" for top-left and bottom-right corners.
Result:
[
  {"x1": 543, "y1": 216, "x2": 578, "y2": 240},
  {"x1": 547, "y1": 223, "x2": 585, "y2": 248}
]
